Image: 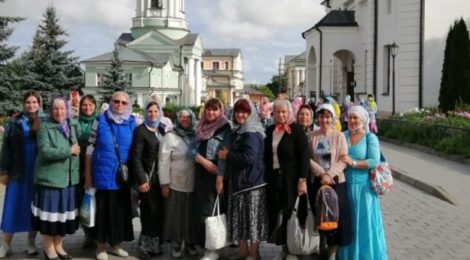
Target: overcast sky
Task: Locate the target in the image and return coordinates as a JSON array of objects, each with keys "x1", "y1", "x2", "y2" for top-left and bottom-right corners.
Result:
[{"x1": 1, "y1": 0, "x2": 470, "y2": 84}]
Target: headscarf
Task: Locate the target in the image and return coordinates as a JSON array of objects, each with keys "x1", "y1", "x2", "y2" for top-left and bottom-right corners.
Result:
[
  {"x1": 296, "y1": 104, "x2": 314, "y2": 132},
  {"x1": 273, "y1": 98, "x2": 295, "y2": 134},
  {"x1": 348, "y1": 105, "x2": 370, "y2": 133},
  {"x1": 143, "y1": 100, "x2": 162, "y2": 129},
  {"x1": 79, "y1": 96, "x2": 98, "y2": 141},
  {"x1": 316, "y1": 103, "x2": 337, "y2": 126},
  {"x1": 173, "y1": 108, "x2": 196, "y2": 141},
  {"x1": 324, "y1": 96, "x2": 337, "y2": 104},
  {"x1": 232, "y1": 100, "x2": 266, "y2": 139},
  {"x1": 106, "y1": 91, "x2": 132, "y2": 124},
  {"x1": 196, "y1": 98, "x2": 230, "y2": 141},
  {"x1": 368, "y1": 94, "x2": 377, "y2": 111},
  {"x1": 343, "y1": 95, "x2": 352, "y2": 106},
  {"x1": 50, "y1": 96, "x2": 70, "y2": 139},
  {"x1": 259, "y1": 97, "x2": 272, "y2": 120},
  {"x1": 291, "y1": 96, "x2": 303, "y2": 116}
]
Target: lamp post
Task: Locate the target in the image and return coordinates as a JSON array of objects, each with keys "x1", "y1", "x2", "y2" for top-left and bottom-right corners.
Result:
[{"x1": 390, "y1": 42, "x2": 399, "y2": 115}]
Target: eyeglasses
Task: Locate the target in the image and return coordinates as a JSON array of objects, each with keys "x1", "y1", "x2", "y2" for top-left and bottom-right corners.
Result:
[{"x1": 112, "y1": 100, "x2": 128, "y2": 105}]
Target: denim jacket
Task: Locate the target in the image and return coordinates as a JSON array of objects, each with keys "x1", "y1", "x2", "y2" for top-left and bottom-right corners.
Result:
[{"x1": 198, "y1": 123, "x2": 232, "y2": 176}]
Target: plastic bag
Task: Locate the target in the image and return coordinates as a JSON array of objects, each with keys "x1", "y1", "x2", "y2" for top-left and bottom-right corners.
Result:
[{"x1": 79, "y1": 188, "x2": 96, "y2": 227}]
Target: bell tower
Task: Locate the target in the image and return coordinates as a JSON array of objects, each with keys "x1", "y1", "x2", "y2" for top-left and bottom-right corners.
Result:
[{"x1": 132, "y1": 0, "x2": 188, "y2": 40}]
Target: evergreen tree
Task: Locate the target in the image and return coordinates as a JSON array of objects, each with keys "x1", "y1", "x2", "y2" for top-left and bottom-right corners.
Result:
[
  {"x1": 98, "y1": 47, "x2": 132, "y2": 103},
  {"x1": 0, "y1": 0, "x2": 24, "y2": 114},
  {"x1": 22, "y1": 6, "x2": 82, "y2": 106},
  {"x1": 439, "y1": 18, "x2": 470, "y2": 112}
]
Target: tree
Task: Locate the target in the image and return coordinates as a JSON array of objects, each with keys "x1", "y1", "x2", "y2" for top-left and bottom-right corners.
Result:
[
  {"x1": 251, "y1": 84, "x2": 275, "y2": 100},
  {"x1": 98, "y1": 47, "x2": 131, "y2": 103},
  {"x1": 266, "y1": 75, "x2": 287, "y2": 98},
  {"x1": 22, "y1": 6, "x2": 82, "y2": 106},
  {"x1": 439, "y1": 18, "x2": 470, "y2": 112},
  {"x1": 0, "y1": 0, "x2": 24, "y2": 114}
]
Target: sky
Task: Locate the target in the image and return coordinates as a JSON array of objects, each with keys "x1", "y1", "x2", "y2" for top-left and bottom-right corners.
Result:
[{"x1": 1, "y1": 0, "x2": 470, "y2": 85}]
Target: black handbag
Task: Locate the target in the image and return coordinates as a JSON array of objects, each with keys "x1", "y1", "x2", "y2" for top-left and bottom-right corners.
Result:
[{"x1": 110, "y1": 131, "x2": 129, "y2": 185}]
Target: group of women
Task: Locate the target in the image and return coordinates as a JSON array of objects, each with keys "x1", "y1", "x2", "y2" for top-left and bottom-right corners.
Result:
[{"x1": 0, "y1": 89, "x2": 387, "y2": 260}]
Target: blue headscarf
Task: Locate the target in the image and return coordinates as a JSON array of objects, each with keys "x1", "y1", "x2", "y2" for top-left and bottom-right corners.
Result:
[{"x1": 143, "y1": 100, "x2": 162, "y2": 129}]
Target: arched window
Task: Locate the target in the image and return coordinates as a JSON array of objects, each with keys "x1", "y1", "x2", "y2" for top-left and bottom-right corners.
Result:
[{"x1": 151, "y1": 0, "x2": 163, "y2": 9}]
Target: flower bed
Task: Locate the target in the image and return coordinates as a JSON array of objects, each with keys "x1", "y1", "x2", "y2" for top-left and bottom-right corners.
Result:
[{"x1": 378, "y1": 107, "x2": 470, "y2": 158}]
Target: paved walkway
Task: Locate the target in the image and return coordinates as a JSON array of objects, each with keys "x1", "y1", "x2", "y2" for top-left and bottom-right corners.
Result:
[{"x1": 1, "y1": 141, "x2": 470, "y2": 259}]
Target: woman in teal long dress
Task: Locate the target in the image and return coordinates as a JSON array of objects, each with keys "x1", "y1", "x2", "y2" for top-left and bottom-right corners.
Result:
[{"x1": 337, "y1": 105, "x2": 387, "y2": 260}]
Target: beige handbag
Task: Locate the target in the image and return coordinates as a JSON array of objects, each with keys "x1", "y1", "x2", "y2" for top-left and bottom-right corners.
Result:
[{"x1": 287, "y1": 195, "x2": 320, "y2": 255}]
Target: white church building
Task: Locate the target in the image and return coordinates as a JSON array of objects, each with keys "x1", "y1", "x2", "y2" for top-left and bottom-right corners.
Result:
[
  {"x1": 303, "y1": 0, "x2": 425, "y2": 113},
  {"x1": 82, "y1": 0, "x2": 204, "y2": 106}
]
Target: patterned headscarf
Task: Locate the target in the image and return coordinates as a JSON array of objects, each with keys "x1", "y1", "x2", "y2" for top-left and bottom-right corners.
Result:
[
  {"x1": 232, "y1": 99, "x2": 266, "y2": 139},
  {"x1": 273, "y1": 98, "x2": 296, "y2": 134},
  {"x1": 50, "y1": 96, "x2": 70, "y2": 139},
  {"x1": 348, "y1": 105, "x2": 370, "y2": 133},
  {"x1": 196, "y1": 98, "x2": 230, "y2": 141},
  {"x1": 173, "y1": 108, "x2": 196, "y2": 140}
]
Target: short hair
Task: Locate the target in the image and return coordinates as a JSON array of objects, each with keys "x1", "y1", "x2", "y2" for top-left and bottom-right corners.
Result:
[
  {"x1": 204, "y1": 98, "x2": 223, "y2": 111},
  {"x1": 233, "y1": 99, "x2": 251, "y2": 114}
]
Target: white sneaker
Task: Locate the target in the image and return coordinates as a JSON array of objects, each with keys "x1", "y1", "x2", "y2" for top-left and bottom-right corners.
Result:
[
  {"x1": 200, "y1": 250, "x2": 219, "y2": 260},
  {"x1": 285, "y1": 254, "x2": 298, "y2": 260},
  {"x1": 96, "y1": 251, "x2": 108, "y2": 260},
  {"x1": 109, "y1": 248, "x2": 129, "y2": 257},
  {"x1": 0, "y1": 241, "x2": 11, "y2": 258}
]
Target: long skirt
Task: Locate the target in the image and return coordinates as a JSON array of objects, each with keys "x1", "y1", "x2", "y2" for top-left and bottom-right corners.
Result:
[
  {"x1": 162, "y1": 189, "x2": 195, "y2": 244},
  {"x1": 229, "y1": 187, "x2": 268, "y2": 242},
  {"x1": 137, "y1": 184, "x2": 164, "y2": 254},
  {"x1": 31, "y1": 185, "x2": 78, "y2": 236},
  {"x1": 94, "y1": 189, "x2": 134, "y2": 246}
]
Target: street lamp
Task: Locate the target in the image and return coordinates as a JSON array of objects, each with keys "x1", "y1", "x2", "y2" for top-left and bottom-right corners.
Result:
[{"x1": 390, "y1": 42, "x2": 399, "y2": 115}]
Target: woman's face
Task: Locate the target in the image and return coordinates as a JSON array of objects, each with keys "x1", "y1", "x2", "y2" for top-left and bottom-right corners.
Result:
[
  {"x1": 146, "y1": 104, "x2": 160, "y2": 122},
  {"x1": 297, "y1": 108, "x2": 312, "y2": 127},
  {"x1": 111, "y1": 94, "x2": 129, "y2": 114},
  {"x1": 348, "y1": 113, "x2": 363, "y2": 132},
  {"x1": 234, "y1": 110, "x2": 250, "y2": 125},
  {"x1": 80, "y1": 99, "x2": 96, "y2": 116},
  {"x1": 52, "y1": 100, "x2": 67, "y2": 123},
  {"x1": 205, "y1": 107, "x2": 221, "y2": 123},
  {"x1": 318, "y1": 110, "x2": 333, "y2": 130},
  {"x1": 274, "y1": 104, "x2": 289, "y2": 124},
  {"x1": 179, "y1": 112, "x2": 192, "y2": 129},
  {"x1": 24, "y1": 96, "x2": 40, "y2": 114}
]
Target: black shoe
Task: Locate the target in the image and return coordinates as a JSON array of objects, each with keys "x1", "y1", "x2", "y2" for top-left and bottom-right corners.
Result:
[
  {"x1": 57, "y1": 253, "x2": 73, "y2": 259},
  {"x1": 43, "y1": 251, "x2": 59, "y2": 260},
  {"x1": 138, "y1": 251, "x2": 151, "y2": 260}
]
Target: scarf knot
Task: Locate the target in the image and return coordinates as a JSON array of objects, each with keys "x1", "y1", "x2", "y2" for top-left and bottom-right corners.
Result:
[{"x1": 275, "y1": 123, "x2": 291, "y2": 134}]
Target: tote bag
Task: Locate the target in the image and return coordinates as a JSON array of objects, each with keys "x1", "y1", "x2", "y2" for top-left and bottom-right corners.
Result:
[
  {"x1": 287, "y1": 195, "x2": 320, "y2": 255},
  {"x1": 370, "y1": 152, "x2": 393, "y2": 195},
  {"x1": 205, "y1": 195, "x2": 227, "y2": 250}
]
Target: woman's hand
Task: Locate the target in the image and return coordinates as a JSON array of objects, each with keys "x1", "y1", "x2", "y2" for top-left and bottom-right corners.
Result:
[
  {"x1": 201, "y1": 158, "x2": 219, "y2": 174},
  {"x1": 215, "y1": 175, "x2": 224, "y2": 194},
  {"x1": 0, "y1": 175, "x2": 9, "y2": 186},
  {"x1": 297, "y1": 180, "x2": 307, "y2": 195},
  {"x1": 161, "y1": 184, "x2": 170, "y2": 198},
  {"x1": 70, "y1": 143, "x2": 80, "y2": 156},
  {"x1": 320, "y1": 173, "x2": 333, "y2": 185},
  {"x1": 217, "y1": 147, "x2": 229, "y2": 160},
  {"x1": 341, "y1": 155, "x2": 353, "y2": 166},
  {"x1": 138, "y1": 182, "x2": 150, "y2": 193}
]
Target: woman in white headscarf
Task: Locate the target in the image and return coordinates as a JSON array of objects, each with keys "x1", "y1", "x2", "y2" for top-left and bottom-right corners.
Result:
[{"x1": 337, "y1": 105, "x2": 387, "y2": 260}]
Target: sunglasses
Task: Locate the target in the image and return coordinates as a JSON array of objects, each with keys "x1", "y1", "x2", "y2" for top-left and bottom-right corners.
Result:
[{"x1": 112, "y1": 100, "x2": 128, "y2": 105}]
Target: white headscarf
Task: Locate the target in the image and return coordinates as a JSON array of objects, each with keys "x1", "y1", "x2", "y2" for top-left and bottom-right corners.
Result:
[
  {"x1": 316, "y1": 103, "x2": 337, "y2": 126},
  {"x1": 348, "y1": 105, "x2": 370, "y2": 133}
]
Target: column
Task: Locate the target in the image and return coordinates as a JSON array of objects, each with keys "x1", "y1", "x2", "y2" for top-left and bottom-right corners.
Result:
[
  {"x1": 295, "y1": 69, "x2": 300, "y2": 95},
  {"x1": 187, "y1": 58, "x2": 195, "y2": 105},
  {"x1": 195, "y1": 59, "x2": 202, "y2": 106}
]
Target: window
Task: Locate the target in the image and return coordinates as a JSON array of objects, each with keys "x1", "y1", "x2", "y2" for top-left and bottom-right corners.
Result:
[
  {"x1": 96, "y1": 73, "x2": 105, "y2": 86},
  {"x1": 386, "y1": 0, "x2": 392, "y2": 14},
  {"x1": 151, "y1": 0, "x2": 163, "y2": 9},
  {"x1": 127, "y1": 73, "x2": 133, "y2": 86},
  {"x1": 225, "y1": 61, "x2": 229, "y2": 70},
  {"x1": 201, "y1": 61, "x2": 204, "y2": 69},
  {"x1": 212, "y1": 62, "x2": 219, "y2": 70}
]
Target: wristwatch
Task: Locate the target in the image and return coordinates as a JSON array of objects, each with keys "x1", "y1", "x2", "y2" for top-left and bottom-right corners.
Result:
[
  {"x1": 352, "y1": 160, "x2": 358, "y2": 168},
  {"x1": 298, "y1": 178, "x2": 307, "y2": 183}
]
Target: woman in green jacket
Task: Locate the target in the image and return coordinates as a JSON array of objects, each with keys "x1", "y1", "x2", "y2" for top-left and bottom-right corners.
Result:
[{"x1": 31, "y1": 96, "x2": 80, "y2": 260}]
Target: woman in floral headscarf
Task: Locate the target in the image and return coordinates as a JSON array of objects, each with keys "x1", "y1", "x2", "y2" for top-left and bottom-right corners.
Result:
[
  {"x1": 192, "y1": 98, "x2": 232, "y2": 260},
  {"x1": 32, "y1": 96, "x2": 80, "y2": 259}
]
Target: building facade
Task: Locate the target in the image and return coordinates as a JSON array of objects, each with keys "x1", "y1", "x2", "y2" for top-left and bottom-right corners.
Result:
[
  {"x1": 303, "y1": 0, "x2": 425, "y2": 113},
  {"x1": 82, "y1": 0, "x2": 204, "y2": 106},
  {"x1": 202, "y1": 49, "x2": 244, "y2": 105},
  {"x1": 284, "y1": 52, "x2": 306, "y2": 98}
]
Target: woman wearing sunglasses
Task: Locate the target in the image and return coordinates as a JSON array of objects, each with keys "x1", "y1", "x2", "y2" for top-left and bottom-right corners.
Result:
[{"x1": 84, "y1": 91, "x2": 136, "y2": 260}]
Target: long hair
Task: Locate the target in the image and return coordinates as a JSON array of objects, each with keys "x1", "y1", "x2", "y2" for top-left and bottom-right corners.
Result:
[{"x1": 23, "y1": 90, "x2": 42, "y2": 138}]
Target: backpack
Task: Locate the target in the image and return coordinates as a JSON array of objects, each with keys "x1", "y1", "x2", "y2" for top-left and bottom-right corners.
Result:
[{"x1": 315, "y1": 185, "x2": 339, "y2": 231}]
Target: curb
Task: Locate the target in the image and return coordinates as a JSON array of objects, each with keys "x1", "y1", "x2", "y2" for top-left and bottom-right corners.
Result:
[{"x1": 391, "y1": 168, "x2": 458, "y2": 205}]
